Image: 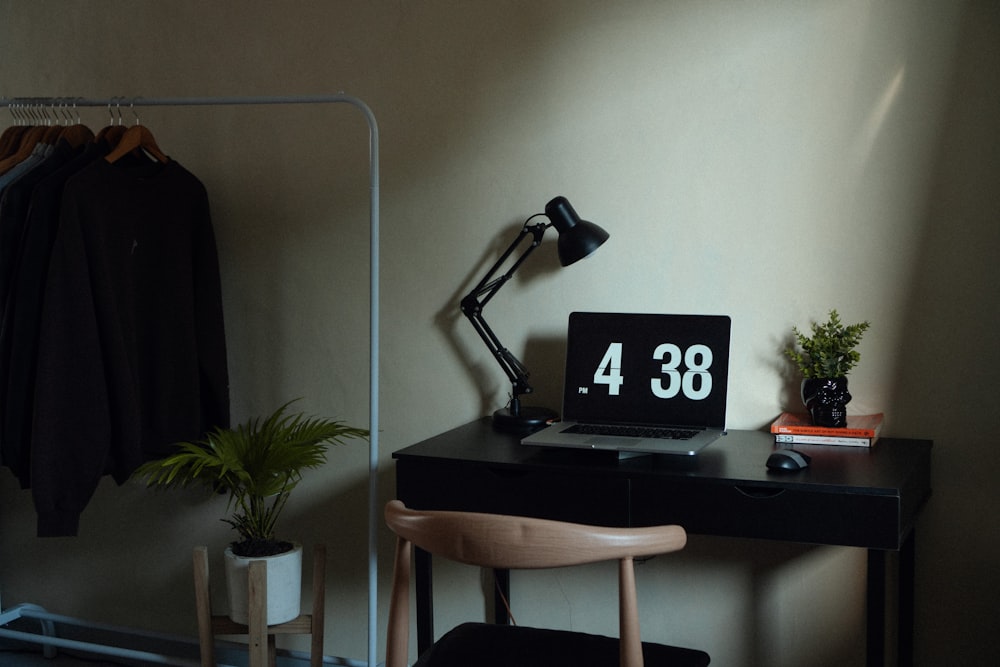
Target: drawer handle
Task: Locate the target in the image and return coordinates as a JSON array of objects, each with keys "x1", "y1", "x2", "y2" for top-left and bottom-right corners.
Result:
[{"x1": 734, "y1": 486, "x2": 785, "y2": 499}]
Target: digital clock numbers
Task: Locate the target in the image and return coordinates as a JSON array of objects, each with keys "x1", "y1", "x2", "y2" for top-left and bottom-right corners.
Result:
[{"x1": 591, "y1": 342, "x2": 715, "y2": 400}]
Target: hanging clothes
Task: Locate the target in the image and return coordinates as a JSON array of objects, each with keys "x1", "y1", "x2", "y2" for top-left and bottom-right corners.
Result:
[
  {"x1": 0, "y1": 135, "x2": 81, "y2": 322},
  {"x1": 0, "y1": 121, "x2": 230, "y2": 537},
  {"x1": 0, "y1": 128, "x2": 97, "y2": 479},
  {"x1": 0, "y1": 137, "x2": 111, "y2": 488}
]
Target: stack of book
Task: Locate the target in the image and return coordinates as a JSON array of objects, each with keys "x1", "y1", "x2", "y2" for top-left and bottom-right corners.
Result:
[{"x1": 770, "y1": 412, "x2": 884, "y2": 447}]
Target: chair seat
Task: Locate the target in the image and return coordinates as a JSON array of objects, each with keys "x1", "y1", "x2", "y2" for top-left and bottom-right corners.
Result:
[{"x1": 414, "y1": 622, "x2": 710, "y2": 667}]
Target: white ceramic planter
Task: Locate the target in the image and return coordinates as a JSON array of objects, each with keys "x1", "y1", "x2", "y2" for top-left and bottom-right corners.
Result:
[{"x1": 223, "y1": 542, "x2": 303, "y2": 625}]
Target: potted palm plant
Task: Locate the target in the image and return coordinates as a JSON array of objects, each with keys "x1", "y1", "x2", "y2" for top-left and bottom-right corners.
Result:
[
  {"x1": 132, "y1": 400, "x2": 368, "y2": 624},
  {"x1": 784, "y1": 309, "x2": 870, "y2": 427}
]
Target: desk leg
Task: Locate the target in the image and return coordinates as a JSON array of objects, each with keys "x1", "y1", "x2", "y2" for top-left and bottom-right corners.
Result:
[
  {"x1": 898, "y1": 532, "x2": 915, "y2": 667},
  {"x1": 867, "y1": 549, "x2": 886, "y2": 667},
  {"x1": 493, "y1": 568, "x2": 511, "y2": 625},
  {"x1": 415, "y1": 547, "x2": 434, "y2": 656}
]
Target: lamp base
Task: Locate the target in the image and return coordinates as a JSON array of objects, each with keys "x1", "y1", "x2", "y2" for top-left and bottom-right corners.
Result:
[{"x1": 492, "y1": 405, "x2": 559, "y2": 434}]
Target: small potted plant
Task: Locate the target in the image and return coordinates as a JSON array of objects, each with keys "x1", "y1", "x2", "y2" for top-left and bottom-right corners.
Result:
[
  {"x1": 132, "y1": 400, "x2": 368, "y2": 624},
  {"x1": 784, "y1": 310, "x2": 870, "y2": 427}
]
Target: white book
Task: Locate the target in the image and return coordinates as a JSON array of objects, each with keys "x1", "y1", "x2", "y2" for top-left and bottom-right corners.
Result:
[{"x1": 775, "y1": 433, "x2": 874, "y2": 447}]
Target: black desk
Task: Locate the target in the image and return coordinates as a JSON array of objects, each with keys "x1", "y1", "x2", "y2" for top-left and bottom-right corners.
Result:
[{"x1": 393, "y1": 418, "x2": 932, "y2": 667}]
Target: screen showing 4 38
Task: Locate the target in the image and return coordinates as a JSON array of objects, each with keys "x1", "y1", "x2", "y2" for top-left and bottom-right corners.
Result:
[
  {"x1": 590, "y1": 341, "x2": 716, "y2": 400},
  {"x1": 561, "y1": 313, "x2": 730, "y2": 429}
]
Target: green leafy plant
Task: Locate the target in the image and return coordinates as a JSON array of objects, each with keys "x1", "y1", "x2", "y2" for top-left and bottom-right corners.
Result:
[
  {"x1": 132, "y1": 400, "x2": 368, "y2": 557},
  {"x1": 784, "y1": 309, "x2": 871, "y2": 379}
]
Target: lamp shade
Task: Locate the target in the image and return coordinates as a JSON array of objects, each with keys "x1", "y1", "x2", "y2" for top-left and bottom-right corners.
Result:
[{"x1": 545, "y1": 196, "x2": 610, "y2": 266}]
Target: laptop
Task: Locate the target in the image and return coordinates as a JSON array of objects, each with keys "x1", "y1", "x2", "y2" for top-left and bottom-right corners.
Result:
[{"x1": 521, "y1": 312, "x2": 731, "y2": 456}]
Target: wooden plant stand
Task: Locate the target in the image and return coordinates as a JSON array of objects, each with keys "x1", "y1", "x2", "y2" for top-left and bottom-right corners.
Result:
[{"x1": 193, "y1": 544, "x2": 325, "y2": 667}]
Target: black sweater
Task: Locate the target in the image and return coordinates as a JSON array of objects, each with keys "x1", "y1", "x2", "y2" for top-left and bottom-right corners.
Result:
[
  {"x1": 0, "y1": 140, "x2": 108, "y2": 487},
  {"x1": 31, "y1": 156, "x2": 230, "y2": 537}
]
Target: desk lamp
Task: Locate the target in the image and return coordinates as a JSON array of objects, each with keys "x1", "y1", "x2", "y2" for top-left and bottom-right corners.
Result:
[{"x1": 460, "y1": 196, "x2": 609, "y2": 432}]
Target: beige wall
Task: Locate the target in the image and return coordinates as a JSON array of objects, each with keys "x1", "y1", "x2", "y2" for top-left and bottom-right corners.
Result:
[{"x1": 1, "y1": 1, "x2": 997, "y2": 665}]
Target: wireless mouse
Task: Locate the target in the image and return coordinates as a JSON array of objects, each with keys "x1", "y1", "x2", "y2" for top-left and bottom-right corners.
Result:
[{"x1": 766, "y1": 449, "x2": 811, "y2": 471}]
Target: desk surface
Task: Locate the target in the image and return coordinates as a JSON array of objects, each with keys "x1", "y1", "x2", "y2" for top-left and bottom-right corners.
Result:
[{"x1": 394, "y1": 418, "x2": 932, "y2": 550}]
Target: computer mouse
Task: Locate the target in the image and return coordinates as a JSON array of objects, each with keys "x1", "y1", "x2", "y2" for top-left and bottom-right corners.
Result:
[{"x1": 766, "y1": 449, "x2": 811, "y2": 471}]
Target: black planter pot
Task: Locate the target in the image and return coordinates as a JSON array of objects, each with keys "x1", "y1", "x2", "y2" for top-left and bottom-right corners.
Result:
[{"x1": 801, "y1": 377, "x2": 851, "y2": 427}]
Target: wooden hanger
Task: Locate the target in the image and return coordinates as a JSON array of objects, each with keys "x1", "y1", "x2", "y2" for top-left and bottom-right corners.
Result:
[
  {"x1": 95, "y1": 98, "x2": 125, "y2": 147},
  {"x1": 0, "y1": 100, "x2": 48, "y2": 173},
  {"x1": 0, "y1": 124, "x2": 29, "y2": 158},
  {"x1": 51, "y1": 100, "x2": 95, "y2": 149},
  {"x1": 104, "y1": 124, "x2": 169, "y2": 164},
  {"x1": 0, "y1": 102, "x2": 26, "y2": 156},
  {"x1": 41, "y1": 124, "x2": 64, "y2": 145},
  {"x1": 0, "y1": 125, "x2": 48, "y2": 176},
  {"x1": 96, "y1": 123, "x2": 126, "y2": 148},
  {"x1": 58, "y1": 124, "x2": 95, "y2": 149}
]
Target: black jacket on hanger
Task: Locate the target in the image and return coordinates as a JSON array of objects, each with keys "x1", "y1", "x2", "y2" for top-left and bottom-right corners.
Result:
[
  {"x1": 30, "y1": 156, "x2": 230, "y2": 537},
  {"x1": 0, "y1": 139, "x2": 110, "y2": 487},
  {"x1": 0, "y1": 140, "x2": 78, "y2": 318}
]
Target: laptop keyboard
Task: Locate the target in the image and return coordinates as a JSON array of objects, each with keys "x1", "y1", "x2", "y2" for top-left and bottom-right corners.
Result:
[{"x1": 564, "y1": 424, "x2": 700, "y2": 440}]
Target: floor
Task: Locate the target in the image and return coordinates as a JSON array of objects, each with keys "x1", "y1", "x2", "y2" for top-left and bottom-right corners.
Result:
[
  {"x1": 0, "y1": 650, "x2": 138, "y2": 667},
  {"x1": 0, "y1": 642, "x2": 332, "y2": 667},
  {"x1": 0, "y1": 613, "x2": 205, "y2": 667},
  {"x1": 0, "y1": 617, "x2": 339, "y2": 667}
]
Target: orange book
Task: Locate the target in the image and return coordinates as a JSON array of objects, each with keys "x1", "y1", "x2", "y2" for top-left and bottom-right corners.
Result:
[{"x1": 770, "y1": 412, "x2": 884, "y2": 439}]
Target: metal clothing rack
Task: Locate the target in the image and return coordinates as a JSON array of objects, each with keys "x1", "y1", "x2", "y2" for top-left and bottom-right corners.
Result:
[{"x1": 0, "y1": 93, "x2": 380, "y2": 667}]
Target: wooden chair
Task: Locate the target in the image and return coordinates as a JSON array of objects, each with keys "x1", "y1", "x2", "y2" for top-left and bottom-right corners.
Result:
[
  {"x1": 385, "y1": 500, "x2": 710, "y2": 667},
  {"x1": 193, "y1": 544, "x2": 325, "y2": 667}
]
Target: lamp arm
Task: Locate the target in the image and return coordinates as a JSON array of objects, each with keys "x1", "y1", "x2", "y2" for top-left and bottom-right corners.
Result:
[{"x1": 460, "y1": 221, "x2": 549, "y2": 399}]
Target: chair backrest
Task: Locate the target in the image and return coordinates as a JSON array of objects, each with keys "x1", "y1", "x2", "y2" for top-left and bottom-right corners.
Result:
[{"x1": 384, "y1": 500, "x2": 688, "y2": 667}]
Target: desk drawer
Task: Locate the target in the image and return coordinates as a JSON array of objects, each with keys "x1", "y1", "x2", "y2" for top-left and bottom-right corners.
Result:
[
  {"x1": 630, "y1": 479, "x2": 903, "y2": 549},
  {"x1": 396, "y1": 458, "x2": 630, "y2": 527}
]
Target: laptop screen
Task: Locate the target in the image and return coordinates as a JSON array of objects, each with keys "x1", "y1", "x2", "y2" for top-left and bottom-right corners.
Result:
[{"x1": 560, "y1": 312, "x2": 731, "y2": 429}]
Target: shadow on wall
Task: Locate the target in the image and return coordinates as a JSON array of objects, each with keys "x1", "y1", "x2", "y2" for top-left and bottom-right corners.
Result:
[
  {"x1": 684, "y1": 537, "x2": 866, "y2": 667},
  {"x1": 884, "y1": 2, "x2": 1000, "y2": 664}
]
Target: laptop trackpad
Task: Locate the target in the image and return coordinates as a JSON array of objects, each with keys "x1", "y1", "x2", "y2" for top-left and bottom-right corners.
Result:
[{"x1": 586, "y1": 436, "x2": 630, "y2": 448}]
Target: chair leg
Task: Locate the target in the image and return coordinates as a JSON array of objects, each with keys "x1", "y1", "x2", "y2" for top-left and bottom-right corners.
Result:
[
  {"x1": 386, "y1": 538, "x2": 412, "y2": 667},
  {"x1": 193, "y1": 547, "x2": 216, "y2": 667},
  {"x1": 618, "y1": 557, "x2": 643, "y2": 667}
]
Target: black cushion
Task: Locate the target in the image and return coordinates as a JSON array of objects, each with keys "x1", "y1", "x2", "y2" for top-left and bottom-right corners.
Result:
[{"x1": 414, "y1": 622, "x2": 710, "y2": 667}]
